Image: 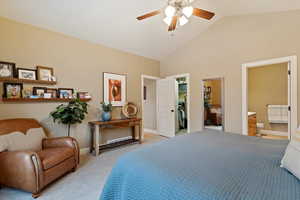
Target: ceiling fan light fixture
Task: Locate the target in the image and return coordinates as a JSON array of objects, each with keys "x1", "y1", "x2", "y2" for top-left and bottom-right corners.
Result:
[
  {"x1": 163, "y1": 16, "x2": 173, "y2": 26},
  {"x1": 182, "y1": 6, "x2": 193, "y2": 18},
  {"x1": 165, "y1": 5, "x2": 176, "y2": 17},
  {"x1": 179, "y1": 15, "x2": 188, "y2": 26}
]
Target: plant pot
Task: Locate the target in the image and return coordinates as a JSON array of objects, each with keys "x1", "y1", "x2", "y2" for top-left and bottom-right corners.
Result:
[{"x1": 101, "y1": 111, "x2": 112, "y2": 121}]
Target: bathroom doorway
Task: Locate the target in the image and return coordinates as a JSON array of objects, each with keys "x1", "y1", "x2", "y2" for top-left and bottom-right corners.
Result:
[
  {"x1": 202, "y1": 78, "x2": 225, "y2": 131},
  {"x1": 242, "y1": 56, "x2": 298, "y2": 140},
  {"x1": 247, "y1": 63, "x2": 290, "y2": 140}
]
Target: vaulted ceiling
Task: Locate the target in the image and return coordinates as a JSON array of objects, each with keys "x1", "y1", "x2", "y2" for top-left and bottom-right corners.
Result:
[{"x1": 1, "y1": 0, "x2": 300, "y2": 60}]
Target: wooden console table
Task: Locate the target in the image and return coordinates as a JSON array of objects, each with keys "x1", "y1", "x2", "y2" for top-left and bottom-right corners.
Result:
[{"x1": 89, "y1": 118, "x2": 142, "y2": 156}]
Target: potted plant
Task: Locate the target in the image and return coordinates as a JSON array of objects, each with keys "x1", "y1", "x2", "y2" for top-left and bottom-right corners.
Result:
[
  {"x1": 50, "y1": 98, "x2": 88, "y2": 137},
  {"x1": 100, "y1": 102, "x2": 112, "y2": 121}
]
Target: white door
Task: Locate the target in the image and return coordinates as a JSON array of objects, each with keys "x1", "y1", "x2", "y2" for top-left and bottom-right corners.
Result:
[{"x1": 157, "y1": 78, "x2": 176, "y2": 137}]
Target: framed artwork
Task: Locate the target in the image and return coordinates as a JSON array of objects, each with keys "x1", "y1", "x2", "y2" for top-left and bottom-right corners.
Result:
[
  {"x1": 17, "y1": 68, "x2": 37, "y2": 80},
  {"x1": 0, "y1": 61, "x2": 16, "y2": 78},
  {"x1": 103, "y1": 72, "x2": 126, "y2": 106},
  {"x1": 58, "y1": 88, "x2": 74, "y2": 99},
  {"x1": 37, "y1": 66, "x2": 54, "y2": 81},
  {"x1": 46, "y1": 88, "x2": 58, "y2": 98},
  {"x1": 3, "y1": 83, "x2": 23, "y2": 99},
  {"x1": 33, "y1": 87, "x2": 47, "y2": 97}
]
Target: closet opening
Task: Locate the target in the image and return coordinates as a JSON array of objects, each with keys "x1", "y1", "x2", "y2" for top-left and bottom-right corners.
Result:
[{"x1": 176, "y1": 77, "x2": 188, "y2": 135}]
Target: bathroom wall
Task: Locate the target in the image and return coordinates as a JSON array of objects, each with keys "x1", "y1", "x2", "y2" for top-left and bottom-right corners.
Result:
[{"x1": 248, "y1": 63, "x2": 288, "y2": 131}]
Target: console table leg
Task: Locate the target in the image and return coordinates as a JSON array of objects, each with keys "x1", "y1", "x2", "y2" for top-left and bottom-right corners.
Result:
[
  {"x1": 94, "y1": 125, "x2": 100, "y2": 156},
  {"x1": 139, "y1": 123, "x2": 142, "y2": 144}
]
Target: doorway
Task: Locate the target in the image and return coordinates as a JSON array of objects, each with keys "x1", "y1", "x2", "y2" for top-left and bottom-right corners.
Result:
[
  {"x1": 242, "y1": 56, "x2": 298, "y2": 140},
  {"x1": 175, "y1": 77, "x2": 188, "y2": 135},
  {"x1": 166, "y1": 73, "x2": 191, "y2": 136},
  {"x1": 141, "y1": 75, "x2": 160, "y2": 134},
  {"x1": 248, "y1": 63, "x2": 289, "y2": 140},
  {"x1": 141, "y1": 74, "x2": 190, "y2": 138},
  {"x1": 202, "y1": 78, "x2": 225, "y2": 131}
]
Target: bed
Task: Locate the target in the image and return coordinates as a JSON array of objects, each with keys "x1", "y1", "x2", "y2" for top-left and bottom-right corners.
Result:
[{"x1": 100, "y1": 130, "x2": 300, "y2": 200}]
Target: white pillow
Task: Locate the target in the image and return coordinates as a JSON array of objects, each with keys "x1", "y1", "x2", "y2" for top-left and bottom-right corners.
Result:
[
  {"x1": 281, "y1": 140, "x2": 300, "y2": 180},
  {"x1": 0, "y1": 135, "x2": 8, "y2": 152},
  {"x1": 6, "y1": 128, "x2": 46, "y2": 152}
]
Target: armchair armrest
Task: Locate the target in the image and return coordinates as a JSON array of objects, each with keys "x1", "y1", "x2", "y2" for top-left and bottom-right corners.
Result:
[
  {"x1": 42, "y1": 137, "x2": 80, "y2": 164},
  {"x1": 0, "y1": 151, "x2": 43, "y2": 194}
]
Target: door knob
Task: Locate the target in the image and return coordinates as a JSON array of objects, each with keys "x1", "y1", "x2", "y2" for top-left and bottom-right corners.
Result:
[{"x1": 171, "y1": 110, "x2": 175, "y2": 112}]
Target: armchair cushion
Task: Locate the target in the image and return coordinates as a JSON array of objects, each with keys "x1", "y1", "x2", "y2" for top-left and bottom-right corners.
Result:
[
  {"x1": 37, "y1": 147, "x2": 74, "y2": 170},
  {"x1": 43, "y1": 137, "x2": 80, "y2": 165},
  {"x1": 6, "y1": 128, "x2": 46, "y2": 152}
]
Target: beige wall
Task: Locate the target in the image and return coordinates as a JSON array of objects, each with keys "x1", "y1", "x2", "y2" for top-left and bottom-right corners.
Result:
[
  {"x1": 0, "y1": 17, "x2": 160, "y2": 148},
  {"x1": 160, "y1": 10, "x2": 300, "y2": 134},
  {"x1": 204, "y1": 80, "x2": 221, "y2": 105},
  {"x1": 248, "y1": 63, "x2": 288, "y2": 131},
  {"x1": 143, "y1": 79, "x2": 157, "y2": 130}
]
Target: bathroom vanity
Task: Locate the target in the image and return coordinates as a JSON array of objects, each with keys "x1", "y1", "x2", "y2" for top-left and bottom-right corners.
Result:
[{"x1": 248, "y1": 112, "x2": 257, "y2": 136}]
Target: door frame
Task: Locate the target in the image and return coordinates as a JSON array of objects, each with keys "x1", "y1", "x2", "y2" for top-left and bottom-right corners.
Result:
[
  {"x1": 241, "y1": 56, "x2": 298, "y2": 140},
  {"x1": 141, "y1": 75, "x2": 161, "y2": 135},
  {"x1": 201, "y1": 77, "x2": 226, "y2": 131},
  {"x1": 166, "y1": 73, "x2": 191, "y2": 134}
]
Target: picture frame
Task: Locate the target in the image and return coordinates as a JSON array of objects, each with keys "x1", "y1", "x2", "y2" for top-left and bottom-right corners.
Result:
[
  {"x1": 3, "y1": 82, "x2": 23, "y2": 99},
  {"x1": 33, "y1": 87, "x2": 47, "y2": 98},
  {"x1": 17, "y1": 68, "x2": 37, "y2": 80},
  {"x1": 77, "y1": 92, "x2": 89, "y2": 99},
  {"x1": 0, "y1": 61, "x2": 16, "y2": 78},
  {"x1": 36, "y1": 66, "x2": 54, "y2": 81},
  {"x1": 103, "y1": 72, "x2": 127, "y2": 107},
  {"x1": 22, "y1": 88, "x2": 33, "y2": 98},
  {"x1": 46, "y1": 88, "x2": 58, "y2": 98},
  {"x1": 58, "y1": 88, "x2": 74, "y2": 99}
]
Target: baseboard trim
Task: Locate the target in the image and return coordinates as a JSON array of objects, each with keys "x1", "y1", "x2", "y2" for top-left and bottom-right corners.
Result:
[
  {"x1": 259, "y1": 129, "x2": 288, "y2": 137},
  {"x1": 144, "y1": 128, "x2": 158, "y2": 134},
  {"x1": 80, "y1": 148, "x2": 90, "y2": 155}
]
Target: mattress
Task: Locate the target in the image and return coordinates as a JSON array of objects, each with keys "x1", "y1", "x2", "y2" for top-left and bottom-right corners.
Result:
[{"x1": 100, "y1": 130, "x2": 300, "y2": 200}]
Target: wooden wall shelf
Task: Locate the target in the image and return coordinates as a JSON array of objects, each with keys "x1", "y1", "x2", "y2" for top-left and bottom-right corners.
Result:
[
  {"x1": 0, "y1": 77, "x2": 57, "y2": 85},
  {"x1": 1, "y1": 98, "x2": 91, "y2": 103}
]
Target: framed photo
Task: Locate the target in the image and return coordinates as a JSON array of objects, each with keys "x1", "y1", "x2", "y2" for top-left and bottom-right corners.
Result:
[
  {"x1": 46, "y1": 88, "x2": 58, "y2": 98},
  {"x1": 17, "y1": 68, "x2": 37, "y2": 80},
  {"x1": 33, "y1": 87, "x2": 47, "y2": 97},
  {"x1": 3, "y1": 83, "x2": 23, "y2": 99},
  {"x1": 37, "y1": 66, "x2": 54, "y2": 81},
  {"x1": 103, "y1": 72, "x2": 126, "y2": 106},
  {"x1": 22, "y1": 88, "x2": 33, "y2": 98},
  {"x1": 0, "y1": 61, "x2": 16, "y2": 78},
  {"x1": 58, "y1": 88, "x2": 74, "y2": 99},
  {"x1": 77, "y1": 92, "x2": 89, "y2": 99}
]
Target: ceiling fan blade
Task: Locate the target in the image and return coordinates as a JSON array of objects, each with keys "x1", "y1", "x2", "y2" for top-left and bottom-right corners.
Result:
[
  {"x1": 137, "y1": 10, "x2": 161, "y2": 20},
  {"x1": 168, "y1": 16, "x2": 178, "y2": 32},
  {"x1": 193, "y1": 8, "x2": 215, "y2": 20}
]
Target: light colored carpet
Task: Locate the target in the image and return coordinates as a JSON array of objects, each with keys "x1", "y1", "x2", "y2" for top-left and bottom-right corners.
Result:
[{"x1": 0, "y1": 134, "x2": 165, "y2": 200}]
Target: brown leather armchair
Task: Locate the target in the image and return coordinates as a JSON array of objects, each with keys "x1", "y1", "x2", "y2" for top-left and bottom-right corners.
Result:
[{"x1": 0, "y1": 119, "x2": 80, "y2": 198}]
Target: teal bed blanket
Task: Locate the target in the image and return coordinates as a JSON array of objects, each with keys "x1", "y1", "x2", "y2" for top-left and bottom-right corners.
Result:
[{"x1": 100, "y1": 131, "x2": 300, "y2": 200}]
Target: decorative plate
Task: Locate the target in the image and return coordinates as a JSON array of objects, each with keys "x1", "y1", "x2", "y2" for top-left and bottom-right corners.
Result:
[{"x1": 122, "y1": 102, "x2": 139, "y2": 118}]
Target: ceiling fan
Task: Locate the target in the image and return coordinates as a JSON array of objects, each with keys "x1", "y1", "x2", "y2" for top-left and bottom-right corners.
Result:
[{"x1": 136, "y1": 0, "x2": 215, "y2": 32}]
